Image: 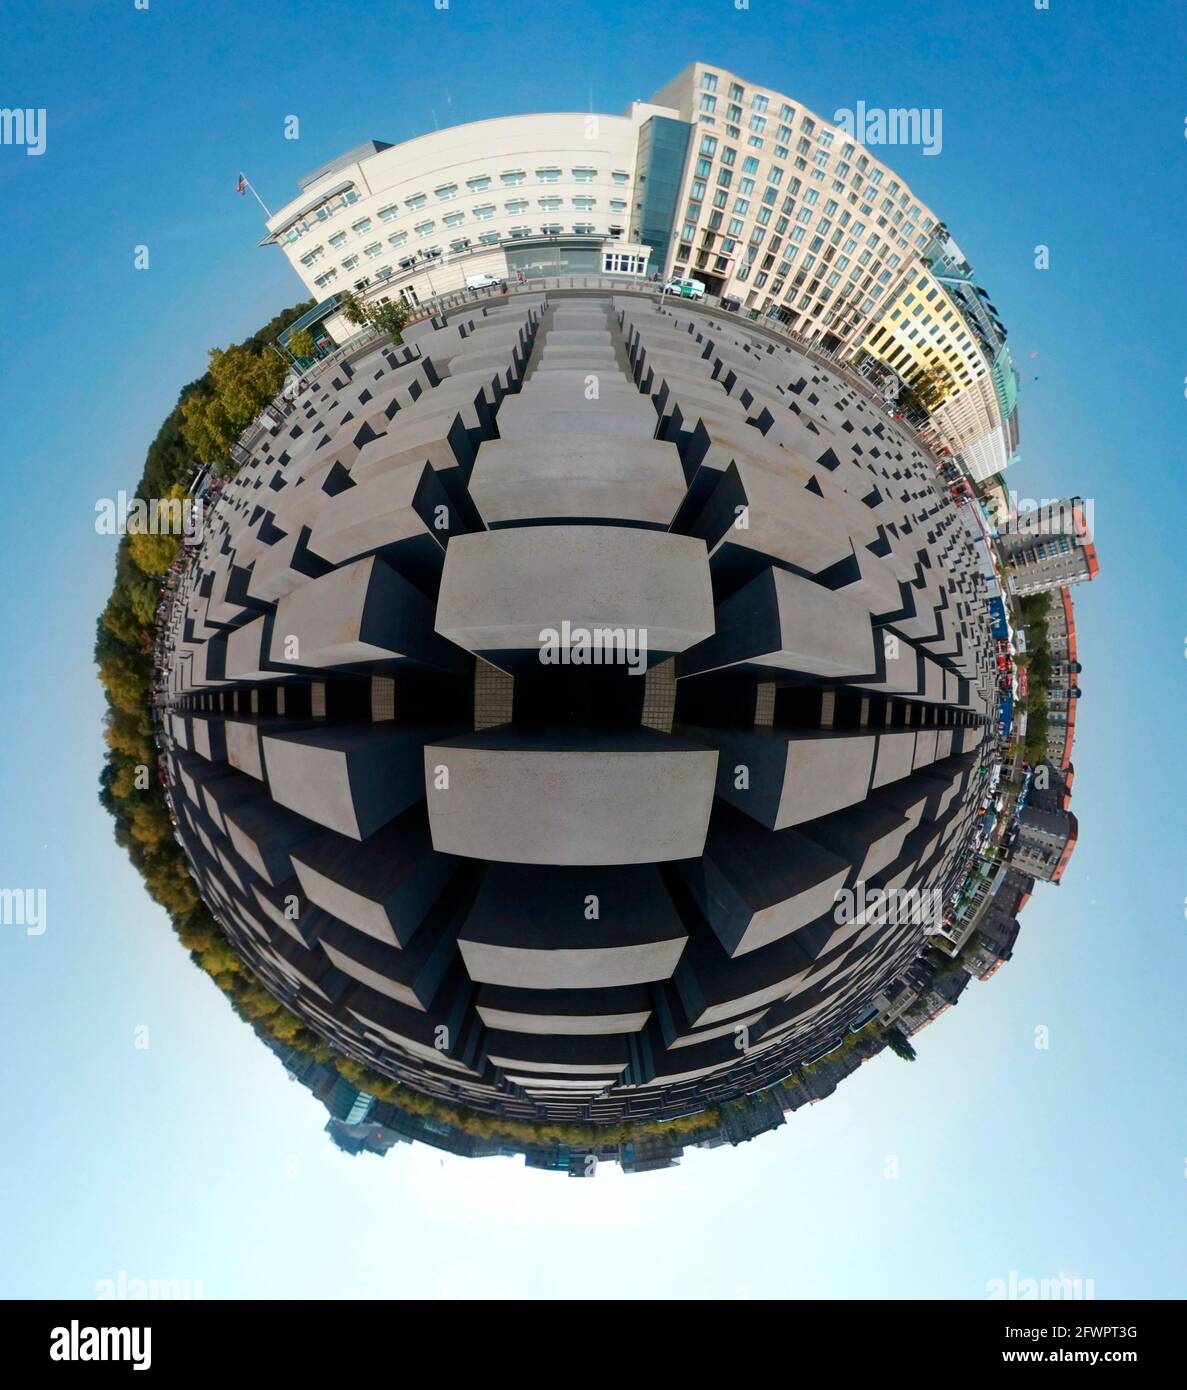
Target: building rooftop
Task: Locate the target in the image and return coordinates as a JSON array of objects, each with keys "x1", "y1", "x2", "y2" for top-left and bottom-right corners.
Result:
[{"x1": 298, "y1": 140, "x2": 393, "y2": 190}]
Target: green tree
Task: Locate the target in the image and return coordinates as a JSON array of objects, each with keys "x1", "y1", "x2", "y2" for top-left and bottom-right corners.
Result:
[
  {"x1": 180, "y1": 343, "x2": 286, "y2": 470},
  {"x1": 288, "y1": 327, "x2": 316, "y2": 362},
  {"x1": 126, "y1": 484, "x2": 188, "y2": 575},
  {"x1": 206, "y1": 344, "x2": 287, "y2": 427},
  {"x1": 885, "y1": 1026, "x2": 917, "y2": 1062},
  {"x1": 97, "y1": 651, "x2": 149, "y2": 716},
  {"x1": 341, "y1": 290, "x2": 410, "y2": 345},
  {"x1": 180, "y1": 391, "x2": 235, "y2": 467},
  {"x1": 897, "y1": 367, "x2": 949, "y2": 417}
]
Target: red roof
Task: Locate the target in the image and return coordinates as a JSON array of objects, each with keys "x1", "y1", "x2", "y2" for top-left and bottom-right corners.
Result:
[
  {"x1": 1050, "y1": 813, "x2": 1079, "y2": 883},
  {"x1": 1057, "y1": 588, "x2": 1078, "y2": 768},
  {"x1": 1073, "y1": 506, "x2": 1100, "y2": 580},
  {"x1": 1060, "y1": 587, "x2": 1077, "y2": 664}
]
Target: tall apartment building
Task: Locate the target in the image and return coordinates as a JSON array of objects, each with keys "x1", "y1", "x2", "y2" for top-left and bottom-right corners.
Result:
[
  {"x1": 855, "y1": 241, "x2": 1020, "y2": 483},
  {"x1": 648, "y1": 62, "x2": 941, "y2": 348},
  {"x1": 965, "y1": 867, "x2": 1034, "y2": 980},
  {"x1": 260, "y1": 62, "x2": 943, "y2": 354},
  {"x1": 998, "y1": 498, "x2": 1100, "y2": 596},
  {"x1": 1041, "y1": 586, "x2": 1082, "y2": 767},
  {"x1": 1010, "y1": 804, "x2": 1078, "y2": 883}
]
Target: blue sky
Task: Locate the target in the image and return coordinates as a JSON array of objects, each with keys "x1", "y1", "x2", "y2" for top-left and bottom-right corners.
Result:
[{"x1": 0, "y1": 0, "x2": 1183, "y2": 1298}]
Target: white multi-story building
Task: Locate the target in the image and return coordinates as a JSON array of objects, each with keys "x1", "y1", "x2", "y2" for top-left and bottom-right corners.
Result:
[
  {"x1": 261, "y1": 111, "x2": 668, "y2": 344},
  {"x1": 260, "y1": 62, "x2": 946, "y2": 356}
]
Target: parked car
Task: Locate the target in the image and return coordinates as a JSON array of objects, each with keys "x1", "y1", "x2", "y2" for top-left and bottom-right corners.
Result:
[
  {"x1": 662, "y1": 276, "x2": 706, "y2": 300},
  {"x1": 465, "y1": 273, "x2": 500, "y2": 290}
]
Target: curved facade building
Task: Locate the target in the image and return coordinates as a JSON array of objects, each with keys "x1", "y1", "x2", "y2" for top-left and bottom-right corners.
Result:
[
  {"x1": 262, "y1": 111, "x2": 667, "y2": 343},
  {"x1": 158, "y1": 290, "x2": 997, "y2": 1128},
  {"x1": 263, "y1": 61, "x2": 942, "y2": 355}
]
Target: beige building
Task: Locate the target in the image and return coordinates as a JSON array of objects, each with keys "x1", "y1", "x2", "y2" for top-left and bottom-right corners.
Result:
[
  {"x1": 650, "y1": 62, "x2": 941, "y2": 349},
  {"x1": 261, "y1": 112, "x2": 667, "y2": 342}
]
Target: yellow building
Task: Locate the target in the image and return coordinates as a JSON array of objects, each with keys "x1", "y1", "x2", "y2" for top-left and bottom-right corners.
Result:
[
  {"x1": 857, "y1": 265, "x2": 987, "y2": 404},
  {"x1": 855, "y1": 265, "x2": 1013, "y2": 477}
]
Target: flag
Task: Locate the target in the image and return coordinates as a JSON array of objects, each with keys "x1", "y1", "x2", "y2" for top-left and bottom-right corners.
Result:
[{"x1": 235, "y1": 174, "x2": 247, "y2": 196}]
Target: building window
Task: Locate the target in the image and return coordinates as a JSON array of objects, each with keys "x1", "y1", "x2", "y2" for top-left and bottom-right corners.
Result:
[
  {"x1": 541, "y1": 222, "x2": 562, "y2": 235},
  {"x1": 414, "y1": 220, "x2": 435, "y2": 236},
  {"x1": 387, "y1": 231, "x2": 407, "y2": 247},
  {"x1": 404, "y1": 194, "x2": 427, "y2": 210},
  {"x1": 435, "y1": 183, "x2": 458, "y2": 200},
  {"x1": 351, "y1": 218, "x2": 372, "y2": 235},
  {"x1": 466, "y1": 175, "x2": 491, "y2": 192},
  {"x1": 573, "y1": 196, "x2": 596, "y2": 211},
  {"x1": 538, "y1": 196, "x2": 563, "y2": 211},
  {"x1": 478, "y1": 231, "x2": 500, "y2": 245},
  {"x1": 364, "y1": 242, "x2": 382, "y2": 258},
  {"x1": 328, "y1": 232, "x2": 347, "y2": 248},
  {"x1": 611, "y1": 170, "x2": 629, "y2": 185},
  {"x1": 505, "y1": 198, "x2": 528, "y2": 214},
  {"x1": 501, "y1": 170, "x2": 525, "y2": 186},
  {"x1": 573, "y1": 222, "x2": 595, "y2": 234},
  {"x1": 473, "y1": 204, "x2": 495, "y2": 219},
  {"x1": 572, "y1": 166, "x2": 596, "y2": 182},
  {"x1": 299, "y1": 246, "x2": 324, "y2": 266},
  {"x1": 443, "y1": 211, "x2": 465, "y2": 227},
  {"x1": 341, "y1": 255, "x2": 359, "y2": 270},
  {"x1": 536, "y1": 167, "x2": 561, "y2": 183}
]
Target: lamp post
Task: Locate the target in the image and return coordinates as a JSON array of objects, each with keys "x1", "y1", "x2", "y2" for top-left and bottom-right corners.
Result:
[{"x1": 419, "y1": 251, "x2": 438, "y2": 303}]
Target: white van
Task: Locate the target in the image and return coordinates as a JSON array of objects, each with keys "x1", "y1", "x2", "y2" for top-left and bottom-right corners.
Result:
[
  {"x1": 466, "y1": 273, "x2": 501, "y2": 290},
  {"x1": 662, "y1": 276, "x2": 706, "y2": 300}
]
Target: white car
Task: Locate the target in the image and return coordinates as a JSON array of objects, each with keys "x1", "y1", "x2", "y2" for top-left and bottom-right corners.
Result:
[
  {"x1": 466, "y1": 273, "x2": 501, "y2": 290},
  {"x1": 662, "y1": 276, "x2": 706, "y2": 300}
]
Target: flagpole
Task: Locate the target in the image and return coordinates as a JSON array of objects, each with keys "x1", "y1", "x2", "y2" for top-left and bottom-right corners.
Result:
[{"x1": 239, "y1": 173, "x2": 273, "y2": 220}]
